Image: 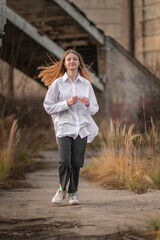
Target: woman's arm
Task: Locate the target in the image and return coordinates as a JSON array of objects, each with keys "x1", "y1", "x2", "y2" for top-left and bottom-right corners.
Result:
[{"x1": 43, "y1": 81, "x2": 69, "y2": 115}]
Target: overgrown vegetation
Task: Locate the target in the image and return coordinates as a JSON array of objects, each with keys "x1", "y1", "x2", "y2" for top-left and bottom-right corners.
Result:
[
  {"x1": 145, "y1": 216, "x2": 160, "y2": 240},
  {"x1": 0, "y1": 96, "x2": 56, "y2": 189},
  {"x1": 83, "y1": 118, "x2": 160, "y2": 194}
]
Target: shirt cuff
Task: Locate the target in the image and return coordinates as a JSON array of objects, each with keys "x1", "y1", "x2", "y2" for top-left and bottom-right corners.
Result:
[
  {"x1": 86, "y1": 103, "x2": 91, "y2": 111},
  {"x1": 86, "y1": 103, "x2": 95, "y2": 115},
  {"x1": 62, "y1": 100, "x2": 69, "y2": 110}
]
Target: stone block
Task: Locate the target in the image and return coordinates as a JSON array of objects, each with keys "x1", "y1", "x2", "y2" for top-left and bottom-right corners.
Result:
[
  {"x1": 145, "y1": 19, "x2": 160, "y2": 36},
  {"x1": 139, "y1": 3, "x2": 160, "y2": 21},
  {"x1": 97, "y1": 24, "x2": 121, "y2": 38},
  {"x1": 135, "y1": 35, "x2": 160, "y2": 55},
  {"x1": 69, "y1": 0, "x2": 121, "y2": 9},
  {"x1": 84, "y1": 9, "x2": 121, "y2": 24},
  {"x1": 134, "y1": 0, "x2": 142, "y2": 7},
  {"x1": 145, "y1": 0, "x2": 160, "y2": 5},
  {"x1": 144, "y1": 35, "x2": 160, "y2": 51}
]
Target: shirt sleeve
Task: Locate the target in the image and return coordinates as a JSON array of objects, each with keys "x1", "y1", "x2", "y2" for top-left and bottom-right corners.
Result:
[
  {"x1": 43, "y1": 81, "x2": 69, "y2": 115},
  {"x1": 86, "y1": 83, "x2": 99, "y2": 115}
]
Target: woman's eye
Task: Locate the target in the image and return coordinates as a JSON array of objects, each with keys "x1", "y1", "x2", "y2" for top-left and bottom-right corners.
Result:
[{"x1": 66, "y1": 58, "x2": 78, "y2": 61}]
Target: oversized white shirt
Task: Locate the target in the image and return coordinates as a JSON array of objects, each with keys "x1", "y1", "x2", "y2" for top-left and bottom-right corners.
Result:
[{"x1": 43, "y1": 72, "x2": 99, "y2": 143}]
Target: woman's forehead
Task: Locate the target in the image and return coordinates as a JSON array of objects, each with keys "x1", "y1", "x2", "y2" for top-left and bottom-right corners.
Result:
[{"x1": 65, "y1": 53, "x2": 79, "y2": 59}]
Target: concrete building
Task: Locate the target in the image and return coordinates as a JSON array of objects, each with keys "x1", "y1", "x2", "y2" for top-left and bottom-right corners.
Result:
[
  {"x1": 1, "y1": 0, "x2": 160, "y2": 129},
  {"x1": 105, "y1": 37, "x2": 160, "y2": 128},
  {"x1": 134, "y1": 0, "x2": 160, "y2": 78},
  {"x1": 1, "y1": 0, "x2": 104, "y2": 99},
  {"x1": 69, "y1": 0, "x2": 160, "y2": 79},
  {"x1": 68, "y1": 0, "x2": 132, "y2": 51}
]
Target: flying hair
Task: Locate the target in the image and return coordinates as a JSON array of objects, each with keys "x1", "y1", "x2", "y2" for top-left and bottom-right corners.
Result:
[{"x1": 38, "y1": 49, "x2": 93, "y2": 88}]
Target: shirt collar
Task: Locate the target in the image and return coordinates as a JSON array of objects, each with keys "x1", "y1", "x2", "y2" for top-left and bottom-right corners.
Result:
[{"x1": 62, "y1": 72, "x2": 83, "y2": 82}]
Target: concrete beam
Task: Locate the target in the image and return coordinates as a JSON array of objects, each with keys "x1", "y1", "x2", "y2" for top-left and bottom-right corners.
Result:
[
  {"x1": 91, "y1": 74, "x2": 104, "y2": 91},
  {"x1": 6, "y1": 7, "x2": 104, "y2": 91},
  {"x1": 53, "y1": 0, "x2": 105, "y2": 45},
  {"x1": 7, "y1": 7, "x2": 65, "y2": 59}
]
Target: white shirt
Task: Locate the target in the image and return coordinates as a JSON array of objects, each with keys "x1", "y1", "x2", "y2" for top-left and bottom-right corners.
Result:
[{"x1": 43, "y1": 72, "x2": 99, "y2": 143}]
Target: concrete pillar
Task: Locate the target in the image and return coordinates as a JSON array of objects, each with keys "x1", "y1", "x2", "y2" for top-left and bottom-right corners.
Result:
[{"x1": 0, "y1": 0, "x2": 7, "y2": 47}]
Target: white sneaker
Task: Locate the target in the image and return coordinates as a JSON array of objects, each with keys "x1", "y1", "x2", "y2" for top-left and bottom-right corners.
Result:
[
  {"x1": 52, "y1": 189, "x2": 66, "y2": 204},
  {"x1": 69, "y1": 193, "x2": 79, "y2": 205}
]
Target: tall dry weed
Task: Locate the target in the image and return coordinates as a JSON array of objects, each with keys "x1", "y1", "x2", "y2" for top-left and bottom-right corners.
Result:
[
  {"x1": 0, "y1": 119, "x2": 20, "y2": 181},
  {"x1": 83, "y1": 118, "x2": 160, "y2": 193},
  {"x1": 144, "y1": 117, "x2": 160, "y2": 153},
  {"x1": 145, "y1": 215, "x2": 160, "y2": 240}
]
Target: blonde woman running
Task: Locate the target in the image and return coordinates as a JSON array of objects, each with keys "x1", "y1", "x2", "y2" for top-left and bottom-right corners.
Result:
[{"x1": 38, "y1": 49, "x2": 99, "y2": 205}]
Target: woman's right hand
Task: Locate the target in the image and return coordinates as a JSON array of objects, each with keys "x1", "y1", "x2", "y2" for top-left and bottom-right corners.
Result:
[{"x1": 67, "y1": 96, "x2": 78, "y2": 106}]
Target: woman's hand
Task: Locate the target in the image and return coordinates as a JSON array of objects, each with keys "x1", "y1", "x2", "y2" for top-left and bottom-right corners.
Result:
[
  {"x1": 67, "y1": 96, "x2": 78, "y2": 106},
  {"x1": 79, "y1": 97, "x2": 90, "y2": 107}
]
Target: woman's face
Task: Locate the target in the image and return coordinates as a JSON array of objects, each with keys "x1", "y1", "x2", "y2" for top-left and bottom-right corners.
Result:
[{"x1": 64, "y1": 53, "x2": 80, "y2": 71}]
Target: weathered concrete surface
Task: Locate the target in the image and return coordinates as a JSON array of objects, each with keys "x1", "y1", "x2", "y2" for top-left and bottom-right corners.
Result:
[{"x1": 0, "y1": 150, "x2": 160, "y2": 239}]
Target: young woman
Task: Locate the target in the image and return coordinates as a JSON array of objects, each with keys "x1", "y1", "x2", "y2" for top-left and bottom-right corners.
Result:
[{"x1": 38, "y1": 49, "x2": 99, "y2": 205}]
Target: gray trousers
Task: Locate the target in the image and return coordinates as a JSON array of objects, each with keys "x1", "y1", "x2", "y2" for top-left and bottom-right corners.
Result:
[{"x1": 57, "y1": 135, "x2": 87, "y2": 193}]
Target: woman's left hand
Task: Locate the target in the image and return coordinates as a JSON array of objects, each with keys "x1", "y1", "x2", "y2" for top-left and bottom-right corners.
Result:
[{"x1": 79, "y1": 97, "x2": 90, "y2": 107}]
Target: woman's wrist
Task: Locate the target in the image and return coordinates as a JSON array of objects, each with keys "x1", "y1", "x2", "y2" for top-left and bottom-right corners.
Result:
[{"x1": 86, "y1": 103, "x2": 90, "y2": 107}]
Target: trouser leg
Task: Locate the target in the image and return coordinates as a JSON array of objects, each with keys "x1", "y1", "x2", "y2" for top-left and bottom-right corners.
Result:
[
  {"x1": 68, "y1": 166, "x2": 80, "y2": 193},
  {"x1": 57, "y1": 136, "x2": 72, "y2": 192},
  {"x1": 68, "y1": 136, "x2": 87, "y2": 193},
  {"x1": 57, "y1": 135, "x2": 87, "y2": 193}
]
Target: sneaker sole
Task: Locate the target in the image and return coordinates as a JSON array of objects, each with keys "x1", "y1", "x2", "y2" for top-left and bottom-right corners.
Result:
[
  {"x1": 52, "y1": 199, "x2": 65, "y2": 204},
  {"x1": 69, "y1": 202, "x2": 79, "y2": 205},
  {"x1": 52, "y1": 201, "x2": 62, "y2": 204},
  {"x1": 51, "y1": 195, "x2": 66, "y2": 204}
]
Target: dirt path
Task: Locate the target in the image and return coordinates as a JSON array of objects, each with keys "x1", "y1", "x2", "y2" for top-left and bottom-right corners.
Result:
[{"x1": 0, "y1": 150, "x2": 160, "y2": 240}]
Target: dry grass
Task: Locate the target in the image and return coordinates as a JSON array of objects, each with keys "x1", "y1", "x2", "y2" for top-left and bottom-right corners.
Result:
[
  {"x1": 0, "y1": 120, "x2": 20, "y2": 181},
  {"x1": 83, "y1": 118, "x2": 160, "y2": 193},
  {"x1": 0, "y1": 96, "x2": 56, "y2": 189},
  {"x1": 0, "y1": 118, "x2": 35, "y2": 188},
  {"x1": 145, "y1": 216, "x2": 160, "y2": 240}
]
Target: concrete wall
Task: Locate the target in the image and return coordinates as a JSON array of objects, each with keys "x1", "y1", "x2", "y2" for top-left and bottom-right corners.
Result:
[
  {"x1": 70, "y1": 0, "x2": 160, "y2": 79},
  {"x1": 0, "y1": 59, "x2": 46, "y2": 99},
  {"x1": 69, "y1": 0, "x2": 131, "y2": 51},
  {"x1": 68, "y1": 0, "x2": 160, "y2": 127},
  {"x1": 105, "y1": 37, "x2": 160, "y2": 129},
  {"x1": 134, "y1": 0, "x2": 160, "y2": 78}
]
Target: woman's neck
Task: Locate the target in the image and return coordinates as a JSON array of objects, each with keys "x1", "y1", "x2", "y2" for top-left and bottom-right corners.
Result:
[{"x1": 67, "y1": 70, "x2": 78, "y2": 82}]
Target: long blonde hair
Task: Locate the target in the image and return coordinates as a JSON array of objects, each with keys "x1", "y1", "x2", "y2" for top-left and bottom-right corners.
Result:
[{"x1": 38, "y1": 49, "x2": 93, "y2": 87}]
